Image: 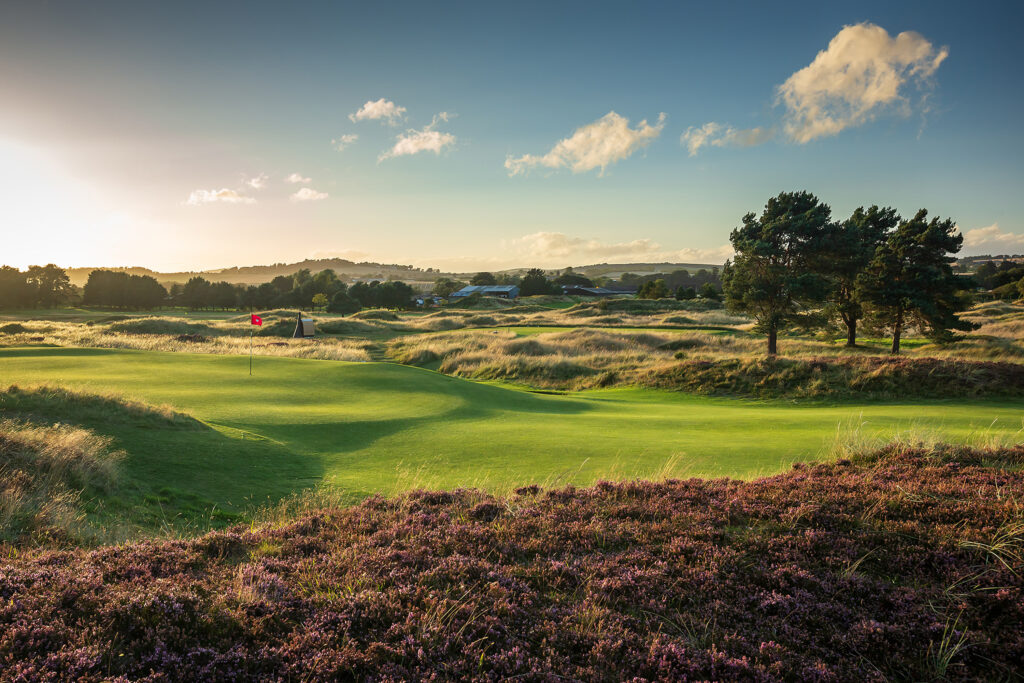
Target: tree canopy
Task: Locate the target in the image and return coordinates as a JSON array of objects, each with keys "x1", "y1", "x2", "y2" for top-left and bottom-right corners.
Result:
[
  {"x1": 858, "y1": 209, "x2": 975, "y2": 353},
  {"x1": 722, "y1": 191, "x2": 833, "y2": 355}
]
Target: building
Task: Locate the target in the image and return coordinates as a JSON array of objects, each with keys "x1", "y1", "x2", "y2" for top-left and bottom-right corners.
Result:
[{"x1": 449, "y1": 285, "x2": 520, "y2": 299}]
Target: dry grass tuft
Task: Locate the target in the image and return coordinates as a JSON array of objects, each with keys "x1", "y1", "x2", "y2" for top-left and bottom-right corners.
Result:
[{"x1": 0, "y1": 419, "x2": 124, "y2": 545}]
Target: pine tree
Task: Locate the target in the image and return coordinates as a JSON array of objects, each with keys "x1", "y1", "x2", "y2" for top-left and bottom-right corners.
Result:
[
  {"x1": 722, "y1": 191, "x2": 833, "y2": 355},
  {"x1": 858, "y1": 209, "x2": 975, "y2": 354}
]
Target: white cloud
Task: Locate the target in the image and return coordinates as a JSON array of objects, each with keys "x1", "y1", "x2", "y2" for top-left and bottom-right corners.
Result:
[
  {"x1": 245, "y1": 173, "x2": 268, "y2": 190},
  {"x1": 516, "y1": 232, "x2": 662, "y2": 259},
  {"x1": 506, "y1": 111, "x2": 665, "y2": 176},
  {"x1": 186, "y1": 188, "x2": 254, "y2": 205},
  {"x1": 681, "y1": 123, "x2": 774, "y2": 156},
  {"x1": 349, "y1": 98, "x2": 407, "y2": 125},
  {"x1": 669, "y1": 245, "x2": 735, "y2": 263},
  {"x1": 332, "y1": 134, "x2": 359, "y2": 151},
  {"x1": 777, "y1": 22, "x2": 948, "y2": 143},
  {"x1": 285, "y1": 173, "x2": 311, "y2": 184},
  {"x1": 378, "y1": 113, "x2": 456, "y2": 161},
  {"x1": 507, "y1": 232, "x2": 732, "y2": 265},
  {"x1": 962, "y1": 223, "x2": 1024, "y2": 250},
  {"x1": 290, "y1": 187, "x2": 329, "y2": 202}
]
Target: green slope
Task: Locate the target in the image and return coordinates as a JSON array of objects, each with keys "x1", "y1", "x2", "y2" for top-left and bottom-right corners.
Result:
[{"x1": 2, "y1": 346, "x2": 1022, "y2": 533}]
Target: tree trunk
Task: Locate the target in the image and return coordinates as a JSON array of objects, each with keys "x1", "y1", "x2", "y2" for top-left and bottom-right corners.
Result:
[
  {"x1": 891, "y1": 310, "x2": 902, "y2": 355},
  {"x1": 845, "y1": 317, "x2": 857, "y2": 348},
  {"x1": 767, "y1": 326, "x2": 778, "y2": 356}
]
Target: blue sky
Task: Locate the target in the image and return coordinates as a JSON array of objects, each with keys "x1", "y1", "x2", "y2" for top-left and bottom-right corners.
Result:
[{"x1": 1, "y1": 0, "x2": 1022, "y2": 271}]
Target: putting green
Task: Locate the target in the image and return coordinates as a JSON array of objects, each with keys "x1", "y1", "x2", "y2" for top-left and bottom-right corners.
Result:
[{"x1": 2, "y1": 347, "x2": 1022, "y2": 529}]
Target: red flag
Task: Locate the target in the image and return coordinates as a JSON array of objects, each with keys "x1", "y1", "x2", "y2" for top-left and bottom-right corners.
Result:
[{"x1": 250, "y1": 314, "x2": 263, "y2": 326}]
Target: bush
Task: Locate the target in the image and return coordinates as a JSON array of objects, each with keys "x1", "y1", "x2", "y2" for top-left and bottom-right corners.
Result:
[
  {"x1": 1, "y1": 444, "x2": 1021, "y2": 679},
  {"x1": 326, "y1": 290, "x2": 361, "y2": 314},
  {"x1": 0, "y1": 322, "x2": 28, "y2": 334}
]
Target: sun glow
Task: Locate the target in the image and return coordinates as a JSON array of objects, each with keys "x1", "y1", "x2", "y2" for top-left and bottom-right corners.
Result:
[{"x1": 0, "y1": 140, "x2": 112, "y2": 269}]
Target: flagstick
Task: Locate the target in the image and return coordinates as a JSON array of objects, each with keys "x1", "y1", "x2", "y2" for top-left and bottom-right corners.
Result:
[{"x1": 249, "y1": 327, "x2": 253, "y2": 376}]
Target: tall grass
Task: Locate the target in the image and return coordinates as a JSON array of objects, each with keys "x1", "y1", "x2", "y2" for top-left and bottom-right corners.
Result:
[{"x1": 0, "y1": 419, "x2": 123, "y2": 545}]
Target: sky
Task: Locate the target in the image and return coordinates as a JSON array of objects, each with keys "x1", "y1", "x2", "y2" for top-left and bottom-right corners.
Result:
[{"x1": 1, "y1": 0, "x2": 1022, "y2": 272}]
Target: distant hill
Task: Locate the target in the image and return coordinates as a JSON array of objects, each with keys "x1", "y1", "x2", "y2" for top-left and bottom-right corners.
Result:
[
  {"x1": 65, "y1": 258, "x2": 446, "y2": 287},
  {"x1": 565, "y1": 262, "x2": 722, "y2": 278},
  {"x1": 64, "y1": 259, "x2": 724, "y2": 287},
  {"x1": 957, "y1": 254, "x2": 1024, "y2": 270}
]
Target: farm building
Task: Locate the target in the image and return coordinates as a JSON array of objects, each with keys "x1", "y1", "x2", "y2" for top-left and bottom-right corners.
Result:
[{"x1": 449, "y1": 285, "x2": 520, "y2": 299}]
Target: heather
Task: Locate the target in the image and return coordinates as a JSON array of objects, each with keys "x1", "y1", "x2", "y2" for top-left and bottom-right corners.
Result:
[{"x1": 1, "y1": 444, "x2": 1021, "y2": 680}]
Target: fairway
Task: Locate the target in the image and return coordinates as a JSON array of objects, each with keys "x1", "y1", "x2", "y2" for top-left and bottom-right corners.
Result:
[{"x1": 2, "y1": 346, "x2": 1022, "y2": 528}]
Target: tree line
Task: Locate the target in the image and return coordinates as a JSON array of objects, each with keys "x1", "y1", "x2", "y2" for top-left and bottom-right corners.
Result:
[
  {"x1": 433, "y1": 266, "x2": 724, "y2": 299},
  {"x1": 723, "y1": 191, "x2": 973, "y2": 355},
  {"x1": 974, "y1": 259, "x2": 1024, "y2": 299},
  {"x1": 0, "y1": 265, "x2": 74, "y2": 308}
]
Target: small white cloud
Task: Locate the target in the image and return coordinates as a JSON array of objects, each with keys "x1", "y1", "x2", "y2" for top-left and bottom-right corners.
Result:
[
  {"x1": 777, "y1": 22, "x2": 948, "y2": 143},
  {"x1": 681, "y1": 122, "x2": 774, "y2": 156},
  {"x1": 332, "y1": 134, "x2": 359, "y2": 151},
  {"x1": 349, "y1": 98, "x2": 407, "y2": 125},
  {"x1": 506, "y1": 111, "x2": 665, "y2": 176},
  {"x1": 669, "y1": 245, "x2": 735, "y2": 263},
  {"x1": 290, "y1": 187, "x2": 329, "y2": 202},
  {"x1": 515, "y1": 232, "x2": 662, "y2": 259},
  {"x1": 285, "y1": 173, "x2": 312, "y2": 184},
  {"x1": 378, "y1": 114, "x2": 456, "y2": 161},
  {"x1": 245, "y1": 173, "x2": 269, "y2": 190},
  {"x1": 962, "y1": 223, "x2": 1024, "y2": 250},
  {"x1": 508, "y1": 232, "x2": 733, "y2": 265},
  {"x1": 186, "y1": 188, "x2": 255, "y2": 205}
]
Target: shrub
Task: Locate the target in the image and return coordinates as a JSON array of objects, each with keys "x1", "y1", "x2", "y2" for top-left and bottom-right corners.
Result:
[{"x1": 0, "y1": 444, "x2": 1020, "y2": 679}]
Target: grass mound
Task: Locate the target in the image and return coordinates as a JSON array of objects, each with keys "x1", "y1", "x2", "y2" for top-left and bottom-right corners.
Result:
[
  {"x1": 445, "y1": 295, "x2": 519, "y2": 310},
  {"x1": 0, "y1": 385, "x2": 205, "y2": 430},
  {"x1": 0, "y1": 323, "x2": 28, "y2": 334},
  {"x1": 565, "y1": 298, "x2": 721, "y2": 317},
  {"x1": 350, "y1": 309, "x2": 400, "y2": 321},
  {"x1": 228, "y1": 309, "x2": 300, "y2": 322},
  {"x1": 316, "y1": 319, "x2": 384, "y2": 336},
  {"x1": 645, "y1": 356, "x2": 1024, "y2": 399},
  {"x1": 0, "y1": 419, "x2": 123, "y2": 545},
  {"x1": 104, "y1": 317, "x2": 218, "y2": 337},
  {"x1": 2, "y1": 443, "x2": 1020, "y2": 679}
]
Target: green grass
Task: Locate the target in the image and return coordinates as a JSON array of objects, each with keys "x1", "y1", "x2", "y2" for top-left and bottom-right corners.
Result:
[{"x1": 2, "y1": 346, "x2": 1022, "y2": 535}]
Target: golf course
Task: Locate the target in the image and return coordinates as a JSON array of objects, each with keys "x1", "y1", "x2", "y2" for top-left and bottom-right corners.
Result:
[{"x1": 3, "y1": 344, "x2": 1021, "y2": 533}]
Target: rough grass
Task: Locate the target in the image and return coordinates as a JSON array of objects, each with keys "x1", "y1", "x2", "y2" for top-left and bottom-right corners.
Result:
[
  {"x1": 0, "y1": 419, "x2": 123, "y2": 546},
  {"x1": 390, "y1": 325, "x2": 1024, "y2": 398},
  {"x1": 0, "y1": 384, "x2": 204, "y2": 430},
  {"x1": 1, "y1": 443, "x2": 1020, "y2": 680},
  {"x1": 0, "y1": 317, "x2": 373, "y2": 361},
  {"x1": 643, "y1": 356, "x2": 1024, "y2": 399}
]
